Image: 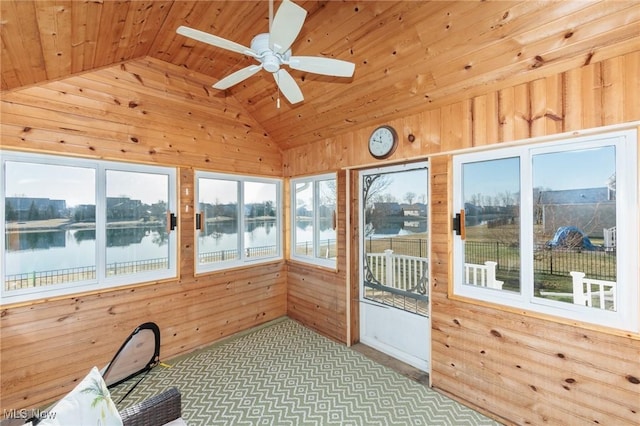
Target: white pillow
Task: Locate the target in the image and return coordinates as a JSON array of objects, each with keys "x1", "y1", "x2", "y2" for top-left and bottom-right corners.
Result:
[{"x1": 39, "y1": 366, "x2": 123, "y2": 426}]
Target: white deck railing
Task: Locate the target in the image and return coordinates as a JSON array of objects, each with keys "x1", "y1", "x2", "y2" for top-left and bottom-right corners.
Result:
[
  {"x1": 464, "y1": 261, "x2": 504, "y2": 289},
  {"x1": 366, "y1": 250, "x2": 428, "y2": 294},
  {"x1": 570, "y1": 271, "x2": 616, "y2": 310}
]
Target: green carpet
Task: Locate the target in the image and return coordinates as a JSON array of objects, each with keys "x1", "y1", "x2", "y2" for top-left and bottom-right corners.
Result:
[{"x1": 110, "y1": 318, "x2": 500, "y2": 425}]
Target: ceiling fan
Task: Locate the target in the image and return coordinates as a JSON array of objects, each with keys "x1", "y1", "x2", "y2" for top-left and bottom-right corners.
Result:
[{"x1": 176, "y1": 0, "x2": 355, "y2": 105}]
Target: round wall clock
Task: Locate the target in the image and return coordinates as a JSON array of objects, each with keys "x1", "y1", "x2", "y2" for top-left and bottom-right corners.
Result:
[{"x1": 368, "y1": 125, "x2": 398, "y2": 159}]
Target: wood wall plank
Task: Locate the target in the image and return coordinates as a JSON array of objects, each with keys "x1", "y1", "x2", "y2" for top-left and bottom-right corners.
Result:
[{"x1": 623, "y1": 51, "x2": 640, "y2": 122}]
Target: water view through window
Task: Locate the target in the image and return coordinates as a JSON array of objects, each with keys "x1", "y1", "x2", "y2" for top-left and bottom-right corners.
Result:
[
  {"x1": 4, "y1": 160, "x2": 174, "y2": 293},
  {"x1": 292, "y1": 175, "x2": 337, "y2": 264},
  {"x1": 105, "y1": 170, "x2": 171, "y2": 276},
  {"x1": 361, "y1": 165, "x2": 429, "y2": 316},
  {"x1": 5, "y1": 161, "x2": 97, "y2": 288},
  {"x1": 462, "y1": 157, "x2": 521, "y2": 292},
  {"x1": 196, "y1": 174, "x2": 281, "y2": 270}
]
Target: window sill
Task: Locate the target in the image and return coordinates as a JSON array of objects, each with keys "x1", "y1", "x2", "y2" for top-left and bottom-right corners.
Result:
[{"x1": 286, "y1": 258, "x2": 339, "y2": 274}]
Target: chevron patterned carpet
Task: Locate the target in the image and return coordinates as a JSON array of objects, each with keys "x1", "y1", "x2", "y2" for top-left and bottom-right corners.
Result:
[{"x1": 110, "y1": 318, "x2": 500, "y2": 425}]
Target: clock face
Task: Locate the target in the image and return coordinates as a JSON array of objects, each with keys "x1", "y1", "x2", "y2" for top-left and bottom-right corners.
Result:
[{"x1": 368, "y1": 126, "x2": 398, "y2": 159}]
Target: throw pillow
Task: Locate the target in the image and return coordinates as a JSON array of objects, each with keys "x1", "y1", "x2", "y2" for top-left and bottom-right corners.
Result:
[{"x1": 38, "y1": 366, "x2": 123, "y2": 426}]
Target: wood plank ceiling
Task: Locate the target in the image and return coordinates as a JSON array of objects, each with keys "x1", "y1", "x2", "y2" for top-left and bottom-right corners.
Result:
[{"x1": 1, "y1": 1, "x2": 639, "y2": 150}]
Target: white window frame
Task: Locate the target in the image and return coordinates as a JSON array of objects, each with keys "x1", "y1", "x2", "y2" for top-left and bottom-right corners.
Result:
[
  {"x1": 452, "y1": 126, "x2": 639, "y2": 333},
  {"x1": 1, "y1": 151, "x2": 178, "y2": 304},
  {"x1": 290, "y1": 173, "x2": 337, "y2": 269},
  {"x1": 195, "y1": 171, "x2": 282, "y2": 273}
]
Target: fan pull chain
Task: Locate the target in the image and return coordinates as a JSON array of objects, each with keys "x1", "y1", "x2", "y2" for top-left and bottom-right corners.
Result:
[{"x1": 276, "y1": 71, "x2": 281, "y2": 109}]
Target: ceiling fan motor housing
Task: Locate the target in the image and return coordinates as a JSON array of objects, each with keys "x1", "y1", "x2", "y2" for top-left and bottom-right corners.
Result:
[{"x1": 251, "y1": 33, "x2": 290, "y2": 73}]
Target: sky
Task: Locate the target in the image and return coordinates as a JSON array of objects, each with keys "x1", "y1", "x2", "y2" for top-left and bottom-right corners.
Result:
[
  {"x1": 5, "y1": 162, "x2": 169, "y2": 207},
  {"x1": 532, "y1": 146, "x2": 615, "y2": 190},
  {"x1": 369, "y1": 167, "x2": 429, "y2": 204},
  {"x1": 463, "y1": 145, "x2": 615, "y2": 201},
  {"x1": 198, "y1": 178, "x2": 276, "y2": 204},
  {"x1": 4, "y1": 159, "x2": 279, "y2": 209}
]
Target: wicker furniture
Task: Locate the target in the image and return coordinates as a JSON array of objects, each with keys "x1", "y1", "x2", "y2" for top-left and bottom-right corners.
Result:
[
  {"x1": 0, "y1": 388, "x2": 183, "y2": 426},
  {"x1": 120, "y1": 387, "x2": 183, "y2": 426}
]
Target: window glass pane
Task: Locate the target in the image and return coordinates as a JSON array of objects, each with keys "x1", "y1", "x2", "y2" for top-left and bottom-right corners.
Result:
[
  {"x1": 244, "y1": 181, "x2": 277, "y2": 258},
  {"x1": 533, "y1": 146, "x2": 617, "y2": 310},
  {"x1": 317, "y1": 179, "x2": 337, "y2": 259},
  {"x1": 198, "y1": 178, "x2": 240, "y2": 264},
  {"x1": 462, "y1": 157, "x2": 520, "y2": 292},
  {"x1": 453, "y1": 128, "x2": 636, "y2": 332},
  {"x1": 291, "y1": 176, "x2": 336, "y2": 266},
  {"x1": 4, "y1": 161, "x2": 96, "y2": 291},
  {"x1": 105, "y1": 170, "x2": 170, "y2": 277},
  {"x1": 294, "y1": 181, "x2": 313, "y2": 256},
  {"x1": 362, "y1": 167, "x2": 429, "y2": 316}
]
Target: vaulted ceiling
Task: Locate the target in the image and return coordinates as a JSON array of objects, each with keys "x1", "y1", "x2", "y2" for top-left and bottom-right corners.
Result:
[{"x1": 2, "y1": 1, "x2": 639, "y2": 149}]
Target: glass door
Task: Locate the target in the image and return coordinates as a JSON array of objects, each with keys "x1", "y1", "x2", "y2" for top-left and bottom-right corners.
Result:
[{"x1": 359, "y1": 162, "x2": 430, "y2": 371}]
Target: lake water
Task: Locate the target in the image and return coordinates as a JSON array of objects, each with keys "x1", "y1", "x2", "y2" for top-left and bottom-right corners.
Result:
[
  {"x1": 5, "y1": 221, "x2": 330, "y2": 276},
  {"x1": 5, "y1": 222, "x2": 281, "y2": 276}
]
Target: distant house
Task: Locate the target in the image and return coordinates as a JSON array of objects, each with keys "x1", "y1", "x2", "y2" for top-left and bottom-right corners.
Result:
[
  {"x1": 537, "y1": 187, "x2": 615, "y2": 238},
  {"x1": 373, "y1": 202, "x2": 403, "y2": 216},
  {"x1": 401, "y1": 203, "x2": 427, "y2": 217}
]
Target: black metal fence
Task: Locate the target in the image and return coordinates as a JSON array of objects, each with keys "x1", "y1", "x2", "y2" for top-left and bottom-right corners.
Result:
[
  {"x1": 365, "y1": 237, "x2": 428, "y2": 258},
  {"x1": 365, "y1": 238, "x2": 616, "y2": 281},
  {"x1": 198, "y1": 245, "x2": 279, "y2": 264},
  {"x1": 5, "y1": 257, "x2": 170, "y2": 290},
  {"x1": 293, "y1": 239, "x2": 337, "y2": 258},
  {"x1": 465, "y1": 241, "x2": 616, "y2": 280}
]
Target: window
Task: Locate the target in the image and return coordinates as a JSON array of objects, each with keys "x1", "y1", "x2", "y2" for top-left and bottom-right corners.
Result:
[
  {"x1": 452, "y1": 128, "x2": 638, "y2": 332},
  {"x1": 195, "y1": 172, "x2": 282, "y2": 272},
  {"x1": 291, "y1": 173, "x2": 337, "y2": 268},
  {"x1": 1, "y1": 152, "x2": 178, "y2": 304}
]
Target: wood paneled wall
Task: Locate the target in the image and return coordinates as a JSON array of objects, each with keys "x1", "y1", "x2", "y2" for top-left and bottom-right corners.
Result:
[
  {"x1": 286, "y1": 170, "x2": 348, "y2": 343},
  {"x1": 284, "y1": 51, "x2": 640, "y2": 425},
  {"x1": 0, "y1": 58, "x2": 286, "y2": 410}
]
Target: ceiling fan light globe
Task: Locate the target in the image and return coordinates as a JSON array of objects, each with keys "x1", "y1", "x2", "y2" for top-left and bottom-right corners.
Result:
[{"x1": 262, "y1": 55, "x2": 280, "y2": 73}]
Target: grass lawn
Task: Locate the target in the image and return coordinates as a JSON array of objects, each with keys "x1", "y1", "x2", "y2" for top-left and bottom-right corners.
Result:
[{"x1": 466, "y1": 223, "x2": 616, "y2": 297}]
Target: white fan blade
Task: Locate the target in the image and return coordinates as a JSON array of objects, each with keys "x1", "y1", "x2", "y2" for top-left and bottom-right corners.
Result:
[
  {"x1": 213, "y1": 65, "x2": 262, "y2": 90},
  {"x1": 177, "y1": 26, "x2": 258, "y2": 58},
  {"x1": 274, "y1": 69, "x2": 304, "y2": 104},
  {"x1": 269, "y1": 0, "x2": 307, "y2": 54},
  {"x1": 288, "y1": 56, "x2": 355, "y2": 77}
]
